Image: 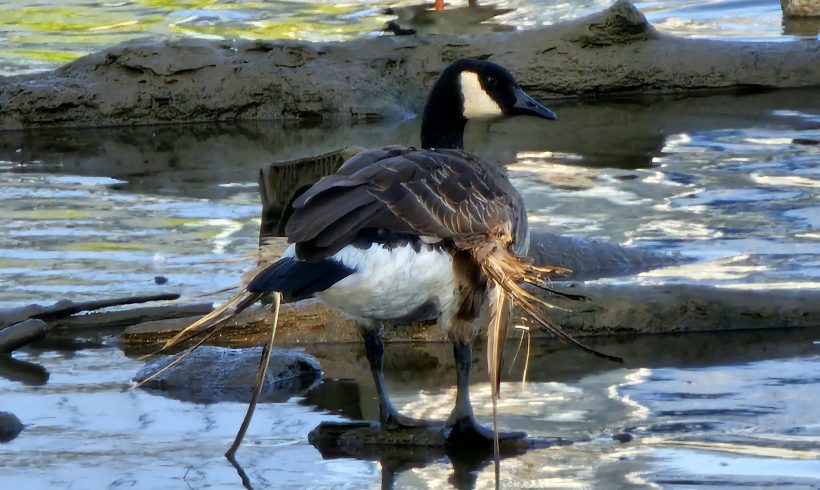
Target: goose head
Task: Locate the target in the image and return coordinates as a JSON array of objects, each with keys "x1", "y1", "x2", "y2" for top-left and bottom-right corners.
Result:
[{"x1": 421, "y1": 59, "x2": 556, "y2": 150}]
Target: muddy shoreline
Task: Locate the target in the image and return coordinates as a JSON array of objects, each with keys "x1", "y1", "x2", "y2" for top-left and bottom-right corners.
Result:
[{"x1": 2, "y1": 1, "x2": 820, "y2": 130}]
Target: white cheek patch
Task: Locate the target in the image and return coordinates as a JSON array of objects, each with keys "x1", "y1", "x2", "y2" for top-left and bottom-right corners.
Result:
[{"x1": 459, "y1": 71, "x2": 503, "y2": 119}]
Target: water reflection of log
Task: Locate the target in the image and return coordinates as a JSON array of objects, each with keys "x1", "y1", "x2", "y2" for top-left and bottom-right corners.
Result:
[
  {"x1": 3, "y1": 89, "x2": 820, "y2": 186},
  {"x1": 0, "y1": 354, "x2": 49, "y2": 386}
]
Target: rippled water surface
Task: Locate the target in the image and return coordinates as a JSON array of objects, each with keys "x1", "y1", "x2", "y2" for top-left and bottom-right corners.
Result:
[
  {"x1": 2, "y1": 1, "x2": 820, "y2": 488},
  {"x1": 1, "y1": 0, "x2": 819, "y2": 75},
  {"x1": 1, "y1": 88, "x2": 819, "y2": 488},
  {"x1": 1, "y1": 330, "x2": 818, "y2": 488}
]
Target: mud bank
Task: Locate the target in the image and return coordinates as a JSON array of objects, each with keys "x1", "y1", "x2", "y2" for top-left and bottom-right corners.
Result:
[{"x1": 2, "y1": 1, "x2": 820, "y2": 130}]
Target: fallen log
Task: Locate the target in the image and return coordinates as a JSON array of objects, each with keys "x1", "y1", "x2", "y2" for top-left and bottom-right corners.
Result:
[
  {"x1": 0, "y1": 319, "x2": 48, "y2": 354},
  {"x1": 2, "y1": 1, "x2": 819, "y2": 130},
  {"x1": 0, "y1": 293, "x2": 181, "y2": 328},
  {"x1": 0, "y1": 293, "x2": 192, "y2": 353},
  {"x1": 121, "y1": 282, "x2": 820, "y2": 350}
]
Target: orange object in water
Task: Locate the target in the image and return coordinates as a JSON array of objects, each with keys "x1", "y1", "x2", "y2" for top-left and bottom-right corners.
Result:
[{"x1": 435, "y1": 0, "x2": 444, "y2": 10}]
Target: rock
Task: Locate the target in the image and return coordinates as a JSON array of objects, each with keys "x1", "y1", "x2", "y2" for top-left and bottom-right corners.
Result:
[
  {"x1": 2, "y1": 1, "x2": 820, "y2": 130},
  {"x1": 134, "y1": 346, "x2": 322, "y2": 404},
  {"x1": 0, "y1": 411, "x2": 24, "y2": 443}
]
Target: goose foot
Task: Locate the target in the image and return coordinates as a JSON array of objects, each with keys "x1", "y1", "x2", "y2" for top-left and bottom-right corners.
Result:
[{"x1": 443, "y1": 416, "x2": 526, "y2": 448}]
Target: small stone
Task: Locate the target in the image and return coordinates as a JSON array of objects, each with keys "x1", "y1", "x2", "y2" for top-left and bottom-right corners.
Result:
[
  {"x1": 0, "y1": 412, "x2": 24, "y2": 443},
  {"x1": 134, "y1": 345, "x2": 322, "y2": 404},
  {"x1": 153, "y1": 276, "x2": 168, "y2": 285},
  {"x1": 612, "y1": 432, "x2": 633, "y2": 443}
]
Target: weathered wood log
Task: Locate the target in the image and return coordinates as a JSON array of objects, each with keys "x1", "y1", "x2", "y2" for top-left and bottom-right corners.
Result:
[
  {"x1": 308, "y1": 421, "x2": 584, "y2": 489},
  {"x1": 308, "y1": 420, "x2": 574, "y2": 454},
  {"x1": 0, "y1": 319, "x2": 49, "y2": 354},
  {"x1": 2, "y1": 1, "x2": 819, "y2": 130},
  {"x1": 121, "y1": 283, "x2": 820, "y2": 349},
  {"x1": 0, "y1": 293, "x2": 193, "y2": 353},
  {"x1": 0, "y1": 293, "x2": 181, "y2": 328},
  {"x1": 47, "y1": 302, "x2": 212, "y2": 331}
]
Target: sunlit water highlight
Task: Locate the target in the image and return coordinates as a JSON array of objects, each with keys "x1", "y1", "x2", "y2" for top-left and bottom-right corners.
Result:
[
  {"x1": 1, "y1": 88, "x2": 818, "y2": 488},
  {"x1": 1, "y1": 0, "x2": 818, "y2": 76},
  {"x1": 1, "y1": 2, "x2": 820, "y2": 484}
]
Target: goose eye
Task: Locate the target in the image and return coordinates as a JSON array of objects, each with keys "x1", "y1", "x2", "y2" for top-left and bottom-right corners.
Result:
[{"x1": 485, "y1": 76, "x2": 497, "y2": 88}]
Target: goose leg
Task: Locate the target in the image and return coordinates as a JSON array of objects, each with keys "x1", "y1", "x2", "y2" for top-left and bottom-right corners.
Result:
[
  {"x1": 361, "y1": 323, "x2": 436, "y2": 429},
  {"x1": 445, "y1": 338, "x2": 526, "y2": 446}
]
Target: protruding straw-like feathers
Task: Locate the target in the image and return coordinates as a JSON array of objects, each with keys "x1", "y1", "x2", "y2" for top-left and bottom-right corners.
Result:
[{"x1": 473, "y1": 239, "x2": 623, "y2": 365}]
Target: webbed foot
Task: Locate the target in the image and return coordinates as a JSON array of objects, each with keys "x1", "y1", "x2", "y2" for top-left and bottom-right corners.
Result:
[{"x1": 443, "y1": 416, "x2": 526, "y2": 448}]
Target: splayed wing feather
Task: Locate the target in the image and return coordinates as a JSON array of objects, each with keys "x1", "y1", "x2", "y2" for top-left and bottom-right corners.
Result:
[{"x1": 159, "y1": 292, "x2": 246, "y2": 351}]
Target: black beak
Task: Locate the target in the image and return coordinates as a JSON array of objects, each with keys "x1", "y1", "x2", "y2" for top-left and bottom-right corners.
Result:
[{"x1": 510, "y1": 86, "x2": 557, "y2": 120}]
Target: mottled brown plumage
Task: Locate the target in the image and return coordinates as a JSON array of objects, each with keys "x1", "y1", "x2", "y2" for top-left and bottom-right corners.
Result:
[{"x1": 286, "y1": 146, "x2": 529, "y2": 263}]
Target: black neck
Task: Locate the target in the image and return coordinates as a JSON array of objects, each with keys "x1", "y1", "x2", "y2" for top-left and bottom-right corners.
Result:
[{"x1": 420, "y1": 73, "x2": 467, "y2": 150}]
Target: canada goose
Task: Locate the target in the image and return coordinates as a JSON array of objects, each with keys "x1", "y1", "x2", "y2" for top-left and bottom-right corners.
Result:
[{"x1": 154, "y1": 59, "x2": 619, "y2": 448}]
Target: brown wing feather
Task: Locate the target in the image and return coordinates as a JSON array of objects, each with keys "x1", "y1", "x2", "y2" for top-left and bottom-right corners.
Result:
[{"x1": 284, "y1": 146, "x2": 526, "y2": 262}]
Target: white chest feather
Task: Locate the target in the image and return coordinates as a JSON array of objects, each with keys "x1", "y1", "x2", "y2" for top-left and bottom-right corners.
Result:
[
  {"x1": 313, "y1": 243, "x2": 458, "y2": 322},
  {"x1": 459, "y1": 71, "x2": 503, "y2": 119}
]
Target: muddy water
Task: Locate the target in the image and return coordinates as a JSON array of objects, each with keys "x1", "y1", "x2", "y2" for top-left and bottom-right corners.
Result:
[{"x1": 1, "y1": 88, "x2": 819, "y2": 488}]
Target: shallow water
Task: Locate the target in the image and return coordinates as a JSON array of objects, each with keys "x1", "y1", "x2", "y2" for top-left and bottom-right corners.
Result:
[
  {"x1": 1, "y1": 329, "x2": 818, "y2": 488},
  {"x1": 1, "y1": 87, "x2": 819, "y2": 488},
  {"x1": 1, "y1": 90, "x2": 818, "y2": 309},
  {"x1": 1, "y1": 0, "x2": 819, "y2": 76},
  {"x1": 2, "y1": 1, "x2": 820, "y2": 486}
]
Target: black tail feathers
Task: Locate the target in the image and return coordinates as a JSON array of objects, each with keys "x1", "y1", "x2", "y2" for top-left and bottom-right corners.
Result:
[{"x1": 248, "y1": 257, "x2": 354, "y2": 302}]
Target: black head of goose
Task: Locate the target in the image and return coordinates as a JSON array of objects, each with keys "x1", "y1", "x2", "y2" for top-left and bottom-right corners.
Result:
[{"x1": 163, "y1": 59, "x2": 619, "y2": 448}]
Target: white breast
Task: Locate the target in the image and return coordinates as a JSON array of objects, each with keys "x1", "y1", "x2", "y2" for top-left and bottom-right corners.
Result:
[{"x1": 311, "y1": 243, "x2": 459, "y2": 325}]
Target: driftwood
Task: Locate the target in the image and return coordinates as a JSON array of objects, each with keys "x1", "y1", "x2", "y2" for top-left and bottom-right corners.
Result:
[
  {"x1": 0, "y1": 293, "x2": 181, "y2": 328},
  {"x1": 2, "y1": 1, "x2": 820, "y2": 130},
  {"x1": 0, "y1": 320, "x2": 49, "y2": 354},
  {"x1": 121, "y1": 281, "x2": 820, "y2": 350},
  {"x1": 47, "y1": 302, "x2": 212, "y2": 331},
  {"x1": 0, "y1": 293, "x2": 193, "y2": 353}
]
